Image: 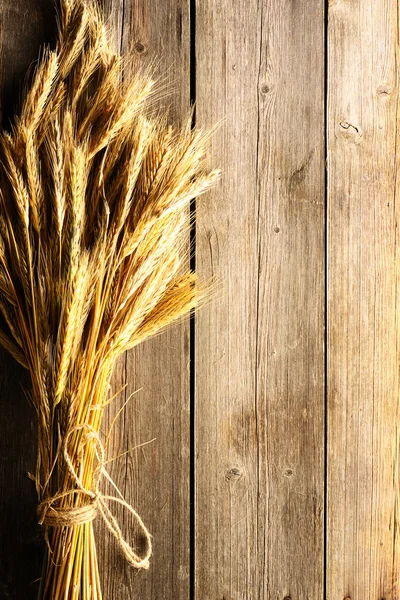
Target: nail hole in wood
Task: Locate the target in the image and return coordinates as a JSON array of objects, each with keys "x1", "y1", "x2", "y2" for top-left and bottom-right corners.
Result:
[
  {"x1": 225, "y1": 468, "x2": 242, "y2": 482},
  {"x1": 339, "y1": 121, "x2": 359, "y2": 134},
  {"x1": 377, "y1": 84, "x2": 391, "y2": 95},
  {"x1": 135, "y1": 42, "x2": 146, "y2": 54}
]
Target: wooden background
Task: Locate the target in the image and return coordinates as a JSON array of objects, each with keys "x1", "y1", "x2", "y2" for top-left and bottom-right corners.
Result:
[{"x1": 0, "y1": 0, "x2": 399, "y2": 599}]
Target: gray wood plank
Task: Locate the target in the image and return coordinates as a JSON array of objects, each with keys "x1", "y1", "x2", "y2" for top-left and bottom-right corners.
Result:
[
  {"x1": 0, "y1": 1, "x2": 191, "y2": 598},
  {"x1": 194, "y1": 1, "x2": 325, "y2": 598},
  {"x1": 327, "y1": 1, "x2": 400, "y2": 597},
  {"x1": 98, "y1": 1, "x2": 192, "y2": 599}
]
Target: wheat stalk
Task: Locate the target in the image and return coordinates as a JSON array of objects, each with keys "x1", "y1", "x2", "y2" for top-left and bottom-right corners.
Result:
[{"x1": 0, "y1": 1, "x2": 219, "y2": 598}]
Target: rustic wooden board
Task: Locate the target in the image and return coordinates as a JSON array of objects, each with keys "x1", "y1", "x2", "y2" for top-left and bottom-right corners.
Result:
[
  {"x1": 83, "y1": 1, "x2": 192, "y2": 599},
  {"x1": 194, "y1": 1, "x2": 325, "y2": 599},
  {"x1": 0, "y1": 3, "x2": 57, "y2": 599},
  {"x1": 0, "y1": 1, "x2": 191, "y2": 599},
  {"x1": 3, "y1": 0, "x2": 400, "y2": 598},
  {"x1": 327, "y1": 1, "x2": 400, "y2": 598}
]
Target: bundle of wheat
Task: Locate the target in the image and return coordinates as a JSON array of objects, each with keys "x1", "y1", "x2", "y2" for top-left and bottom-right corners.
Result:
[{"x1": 0, "y1": 0, "x2": 218, "y2": 597}]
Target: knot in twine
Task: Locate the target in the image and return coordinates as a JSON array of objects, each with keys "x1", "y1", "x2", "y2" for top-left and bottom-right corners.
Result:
[{"x1": 37, "y1": 424, "x2": 152, "y2": 570}]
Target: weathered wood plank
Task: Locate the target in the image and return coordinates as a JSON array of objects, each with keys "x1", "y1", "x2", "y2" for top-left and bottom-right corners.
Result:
[
  {"x1": 0, "y1": 1, "x2": 191, "y2": 598},
  {"x1": 98, "y1": 1, "x2": 192, "y2": 599},
  {"x1": 195, "y1": 1, "x2": 325, "y2": 598},
  {"x1": 0, "y1": 3, "x2": 57, "y2": 598},
  {"x1": 327, "y1": 1, "x2": 400, "y2": 598}
]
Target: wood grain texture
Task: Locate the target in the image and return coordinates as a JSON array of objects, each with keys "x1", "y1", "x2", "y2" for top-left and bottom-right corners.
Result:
[
  {"x1": 0, "y1": 1, "x2": 191, "y2": 599},
  {"x1": 327, "y1": 1, "x2": 400, "y2": 598},
  {"x1": 194, "y1": 1, "x2": 325, "y2": 599},
  {"x1": 0, "y1": 3, "x2": 57, "y2": 599},
  {"x1": 97, "y1": 1, "x2": 192, "y2": 599},
  {"x1": 3, "y1": 0, "x2": 400, "y2": 598}
]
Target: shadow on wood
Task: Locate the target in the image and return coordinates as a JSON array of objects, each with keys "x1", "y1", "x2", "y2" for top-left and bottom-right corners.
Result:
[
  {"x1": 0, "y1": 2, "x2": 56, "y2": 598},
  {"x1": 0, "y1": 352, "x2": 42, "y2": 600},
  {"x1": 0, "y1": 0, "x2": 56, "y2": 127}
]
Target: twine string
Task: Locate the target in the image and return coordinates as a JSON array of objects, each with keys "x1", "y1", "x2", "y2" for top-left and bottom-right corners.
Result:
[{"x1": 37, "y1": 424, "x2": 152, "y2": 570}]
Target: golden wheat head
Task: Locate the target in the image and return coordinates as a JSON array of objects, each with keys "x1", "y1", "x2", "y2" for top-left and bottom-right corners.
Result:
[{"x1": 0, "y1": 0, "x2": 219, "y2": 598}]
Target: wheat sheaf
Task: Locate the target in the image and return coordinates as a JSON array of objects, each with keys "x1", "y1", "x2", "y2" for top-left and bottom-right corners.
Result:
[{"x1": 0, "y1": 0, "x2": 218, "y2": 597}]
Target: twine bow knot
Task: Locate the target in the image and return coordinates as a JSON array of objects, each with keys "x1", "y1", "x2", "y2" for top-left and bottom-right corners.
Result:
[{"x1": 37, "y1": 424, "x2": 152, "y2": 570}]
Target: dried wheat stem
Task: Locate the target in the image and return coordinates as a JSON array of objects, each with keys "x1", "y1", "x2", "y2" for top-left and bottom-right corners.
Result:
[{"x1": 0, "y1": 0, "x2": 219, "y2": 598}]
